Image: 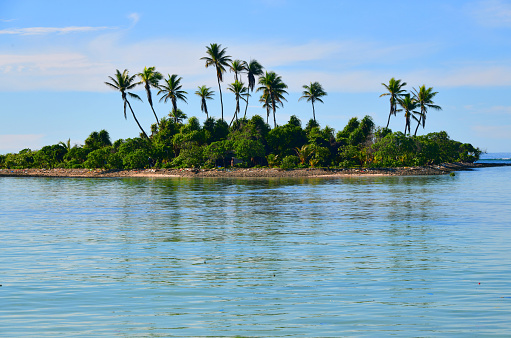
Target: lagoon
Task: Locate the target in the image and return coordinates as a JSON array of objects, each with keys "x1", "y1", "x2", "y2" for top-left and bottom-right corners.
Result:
[{"x1": 1, "y1": 166, "x2": 511, "y2": 337}]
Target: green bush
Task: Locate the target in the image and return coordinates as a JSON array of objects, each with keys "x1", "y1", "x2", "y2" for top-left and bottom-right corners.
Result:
[
  {"x1": 281, "y1": 155, "x2": 299, "y2": 169},
  {"x1": 123, "y1": 149, "x2": 151, "y2": 169}
]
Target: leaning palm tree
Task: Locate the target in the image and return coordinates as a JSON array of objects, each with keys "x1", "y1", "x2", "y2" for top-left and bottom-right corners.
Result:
[
  {"x1": 137, "y1": 66, "x2": 163, "y2": 127},
  {"x1": 299, "y1": 81, "x2": 327, "y2": 122},
  {"x1": 201, "y1": 43, "x2": 232, "y2": 121},
  {"x1": 380, "y1": 77, "x2": 407, "y2": 128},
  {"x1": 105, "y1": 69, "x2": 149, "y2": 139},
  {"x1": 158, "y1": 74, "x2": 188, "y2": 113},
  {"x1": 195, "y1": 85, "x2": 214, "y2": 119},
  {"x1": 227, "y1": 80, "x2": 248, "y2": 125},
  {"x1": 243, "y1": 59, "x2": 264, "y2": 118},
  {"x1": 257, "y1": 71, "x2": 288, "y2": 128},
  {"x1": 229, "y1": 59, "x2": 245, "y2": 82},
  {"x1": 397, "y1": 94, "x2": 420, "y2": 136},
  {"x1": 411, "y1": 85, "x2": 442, "y2": 136}
]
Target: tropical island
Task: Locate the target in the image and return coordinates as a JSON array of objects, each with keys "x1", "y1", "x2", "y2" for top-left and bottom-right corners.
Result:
[{"x1": 0, "y1": 43, "x2": 483, "y2": 177}]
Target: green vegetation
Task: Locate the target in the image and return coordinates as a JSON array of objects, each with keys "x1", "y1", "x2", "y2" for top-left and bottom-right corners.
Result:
[
  {"x1": 0, "y1": 44, "x2": 482, "y2": 170},
  {"x1": 0, "y1": 115, "x2": 481, "y2": 170}
]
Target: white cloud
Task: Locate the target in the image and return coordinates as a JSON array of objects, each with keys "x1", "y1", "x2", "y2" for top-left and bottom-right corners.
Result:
[
  {"x1": 468, "y1": 0, "x2": 511, "y2": 27},
  {"x1": 0, "y1": 26, "x2": 114, "y2": 35},
  {"x1": 128, "y1": 13, "x2": 140, "y2": 26},
  {"x1": 0, "y1": 134, "x2": 45, "y2": 153},
  {"x1": 466, "y1": 105, "x2": 511, "y2": 115},
  {"x1": 0, "y1": 27, "x2": 509, "y2": 94},
  {"x1": 472, "y1": 125, "x2": 511, "y2": 139}
]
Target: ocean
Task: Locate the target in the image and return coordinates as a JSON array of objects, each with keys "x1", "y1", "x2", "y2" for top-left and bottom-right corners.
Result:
[{"x1": 1, "y1": 162, "x2": 510, "y2": 337}]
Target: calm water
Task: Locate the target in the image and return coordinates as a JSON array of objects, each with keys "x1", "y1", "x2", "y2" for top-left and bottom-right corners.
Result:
[{"x1": 1, "y1": 167, "x2": 511, "y2": 337}]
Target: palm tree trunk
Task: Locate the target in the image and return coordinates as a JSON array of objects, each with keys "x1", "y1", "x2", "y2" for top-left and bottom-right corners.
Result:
[
  {"x1": 126, "y1": 99, "x2": 149, "y2": 139},
  {"x1": 217, "y1": 76, "x2": 224, "y2": 120},
  {"x1": 386, "y1": 106, "x2": 393, "y2": 129},
  {"x1": 272, "y1": 106, "x2": 277, "y2": 129},
  {"x1": 243, "y1": 92, "x2": 250, "y2": 118},
  {"x1": 146, "y1": 86, "x2": 160, "y2": 127},
  {"x1": 414, "y1": 116, "x2": 422, "y2": 136},
  {"x1": 150, "y1": 104, "x2": 160, "y2": 128},
  {"x1": 312, "y1": 101, "x2": 316, "y2": 122}
]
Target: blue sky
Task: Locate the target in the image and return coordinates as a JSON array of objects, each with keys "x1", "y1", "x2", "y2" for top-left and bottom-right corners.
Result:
[{"x1": 1, "y1": 0, "x2": 510, "y2": 153}]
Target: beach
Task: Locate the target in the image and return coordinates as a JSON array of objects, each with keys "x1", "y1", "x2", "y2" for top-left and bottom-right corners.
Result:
[{"x1": 0, "y1": 162, "x2": 504, "y2": 178}]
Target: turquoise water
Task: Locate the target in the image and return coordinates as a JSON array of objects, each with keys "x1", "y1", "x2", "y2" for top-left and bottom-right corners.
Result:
[{"x1": 1, "y1": 167, "x2": 511, "y2": 337}]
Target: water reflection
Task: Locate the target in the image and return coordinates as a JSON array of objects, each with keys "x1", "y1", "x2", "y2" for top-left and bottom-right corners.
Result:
[{"x1": 1, "y1": 169, "x2": 511, "y2": 336}]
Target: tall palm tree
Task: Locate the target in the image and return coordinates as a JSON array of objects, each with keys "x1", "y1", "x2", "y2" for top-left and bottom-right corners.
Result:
[
  {"x1": 380, "y1": 77, "x2": 407, "y2": 128},
  {"x1": 105, "y1": 69, "x2": 149, "y2": 139},
  {"x1": 243, "y1": 59, "x2": 264, "y2": 118},
  {"x1": 227, "y1": 80, "x2": 248, "y2": 125},
  {"x1": 158, "y1": 74, "x2": 188, "y2": 114},
  {"x1": 201, "y1": 43, "x2": 232, "y2": 121},
  {"x1": 299, "y1": 81, "x2": 327, "y2": 122},
  {"x1": 195, "y1": 85, "x2": 214, "y2": 119},
  {"x1": 397, "y1": 94, "x2": 420, "y2": 136},
  {"x1": 137, "y1": 66, "x2": 163, "y2": 127},
  {"x1": 229, "y1": 59, "x2": 245, "y2": 82},
  {"x1": 412, "y1": 85, "x2": 442, "y2": 136},
  {"x1": 257, "y1": 71, "x2": 288, "y2": 128}
]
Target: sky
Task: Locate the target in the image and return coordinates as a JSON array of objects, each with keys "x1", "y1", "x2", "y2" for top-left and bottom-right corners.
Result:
[{"x1": 1, "y1": 0, "x2": 511, "y2": 154}]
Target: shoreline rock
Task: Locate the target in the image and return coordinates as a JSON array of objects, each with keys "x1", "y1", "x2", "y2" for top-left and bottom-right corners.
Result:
[{"x1": 0, "y1": 163, "x2": 507, "y2": 179}]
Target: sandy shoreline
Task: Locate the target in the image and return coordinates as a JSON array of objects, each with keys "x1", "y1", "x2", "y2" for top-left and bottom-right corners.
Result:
[{"x1": 0, "y1": 163, "x2": 505, "y2": 179}]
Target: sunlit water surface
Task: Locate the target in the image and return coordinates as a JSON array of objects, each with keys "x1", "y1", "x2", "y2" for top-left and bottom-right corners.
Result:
[{"x1": 1, "y1": 167, "x2": 511, "y2": 337}]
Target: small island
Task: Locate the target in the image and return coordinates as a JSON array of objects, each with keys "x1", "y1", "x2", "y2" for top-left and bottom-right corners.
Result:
[{"x1": 0, "y1": 44, "x2": 484, "y2": 177}]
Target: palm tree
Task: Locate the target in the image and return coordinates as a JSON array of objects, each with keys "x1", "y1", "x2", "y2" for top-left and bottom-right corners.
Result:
[
  {"x1": 259, "y1": 92, "x2": 272, "y2": 125},
  {"x1": 299, "y1": 81, "x2": 327, "y2": 122},
  {"x1": 137, "y1": 66, "x2": 163, "y2": 127},
  {"x1": 229, "y1": 59, "x2": 245, "y2": 82},
  {"x1": 169, "y1": 109, "x2": 187, "y2": 124},
  {"x1": 397, "y1": 94, "x2": 420, "y2": 135},
  {"x1": 412, "y1": 85, "x2": 442, "y2": 136},
  {"x1": 201, "y1": 43, "x2": 232, "y2": 121},
  {"x1": 257, "y1": 71, "x2": 288, "y2": 128},
  {"x1": 105, "y1": 69, "x2": 149, "y2": 139},
  {"x1": 227, "y1": 80, "x2": 248, "y2": 125},
  {"x1": 243, "y1": 59, "x2": 264, "y2": 118},
  {"x1": 195, "y1": 85, "x2": 214, "y2": 119},
  {"x1": 380, "y1": 77, "x2": 407, "y2": 128},
  {"x1": 158, "y1": 74, "x2": 188, "y2": 114}
]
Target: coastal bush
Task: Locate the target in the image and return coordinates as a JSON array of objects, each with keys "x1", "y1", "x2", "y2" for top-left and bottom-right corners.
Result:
[
  {"x1": 84, "y1": 130, "x2": 112, "y2": 151},
  {"x1": 34, "y1": 144, "x2": 67, "y2": 169},
  {"x1": 170, "y1": 144, "x2": 204, "y2": 168},
  {"x1": 281, "y1": 155, "x2": 299, "y2": 169},
  {"x1": 123, "y1": 149, "x2": 151, "y2": 169},
  {"x1": 266, "y1": 154, "x2": 280, "y2": 168},
  {"x1": 234, "y1": 139, "x2": 265, "y2": 165},
  {"x1": 84, "y1": 147, "x2": 112, "y2": 169},
  {"x1": 309, "y1": 144, "x2": 331, "y2": 167}
]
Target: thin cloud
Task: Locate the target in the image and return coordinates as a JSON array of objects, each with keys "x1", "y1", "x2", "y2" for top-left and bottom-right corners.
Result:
[
  {"x1": 128, "y1": 13, "x2": 140, "y2": 26},
  {"x1": 0, "y1": 26, "x2": 114, "y2": 35},
  {"x1": 472, "y1": 125, "x2": 511, "y2": 139},
  {"x1": 468, "y1": 0, "x2": 511, "y2": 27},
  {"x1": 0, "y1": 134, "x2": 45, "y2": 153}
]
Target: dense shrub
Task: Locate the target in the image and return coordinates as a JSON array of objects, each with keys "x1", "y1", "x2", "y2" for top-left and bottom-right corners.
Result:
[{"x1": 0, "y1": 113, "x2": 480, "y2": 170}]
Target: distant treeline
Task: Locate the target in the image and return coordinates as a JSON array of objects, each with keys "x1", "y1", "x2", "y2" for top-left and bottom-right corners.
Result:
[{"x1": 0, "y1": 114, "x2": 481, "y2": 170}]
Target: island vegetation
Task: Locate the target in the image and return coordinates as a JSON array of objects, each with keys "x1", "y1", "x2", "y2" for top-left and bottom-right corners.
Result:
[{"x1": 0, "y1": 43, "x2": 482, "y2": 171}]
